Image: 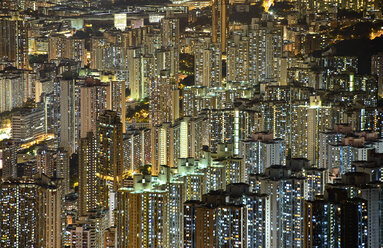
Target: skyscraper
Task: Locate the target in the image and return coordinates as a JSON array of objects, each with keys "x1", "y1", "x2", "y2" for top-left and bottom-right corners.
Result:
[
  {"x1": 97, "y1": 110, "x2": 124, "y2": 206},
  {"x1": 307, "y1": 96, "x2": 332, "y2": 165},
  {"x1": 0, "y1": 177, "x2": 62, "y2": 248},
  {"x1": 115, "y1": 188, "x2": 131, "y2": 248},
  {"x1": 304, "y1": 188, "x2": 368, "y2": 248},
  {"x1": 184, "y1": 183, "x2": 269, "y2": 248},
  {"x1": 39, "y1": 177, "x2": 63, "y2": 248},
  {"x1": 212, "y1": 0, "x2": 228, "y2": 55},
  {"x1": 360, "y1": 183, "x2": 383, "y2": 248},
  {"x1": 194, "y1": 41, "x2": 222, "y2": 87},
  {"x1": 3, "y1": 0, "x2": 383, "y2": 246},
  {"x1": 11, "y1": 106, "x2": 45, "y2": 142},
  {"x1": 80, "y1": 79, "x2": 108, "y2": 138},
  {"x1": 67, "y1": 211, "x2": 109, "y2": 248},
  {"x1": 36, "y1": 147, "x2": 56, "y2": 177},
  {"x1": 251, "y1": 165, "x2": 306, "y2": 247},
  {"x1": 149, "y1": 72, "x2": 180, "y2": 127},
  {"x1": 0, "y1": 18, "x2": 29, "y2": 69},
  {"x1": 55, "y1": 148, "x2": 70, "y2": 195},
  {"x1": 161, "y1": 17, "x2": 180, "y2": 78},
  {"x1": 127, "y1": 47, "x2": 145, "y2": 100},
  {"x1": 0, "y1": 139, "x2": 19, "y2": 179},
  {"x1": 0, "y1": 69, "x2": 31, "y2": 112},
  {"x1": 126, "y1": 189, "x2": 167, "y2": 247},
  {"x1": 105, "y1": 79, "x2": 126, "y2": 133},
  {"x1": 79, "y1": 132, "x2": 99, "y2": 216},
  {"x1": 240, "y1": 132, "x2": 286, "y2": 175},
  {"x1": 59, "y1": 78, "x2": 79, "y2": 155}
]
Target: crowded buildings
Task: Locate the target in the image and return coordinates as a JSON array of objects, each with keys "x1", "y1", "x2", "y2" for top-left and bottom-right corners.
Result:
[{"x1": 1, "y1": 0, "x2": 383, "y2": 247}]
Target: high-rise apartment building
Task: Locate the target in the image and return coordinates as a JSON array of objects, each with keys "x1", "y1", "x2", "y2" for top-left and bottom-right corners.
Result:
[
  {"x1": 105, "y1": 79, "x2": 126, "y2": 133},
  {"x1": 161, "y1": 18, "x2": 179, "y2": 78},
  {"x1": 67, "y1": 212, "x2": 109, "y2": 248},
  {"x1": 0, "y1": 69, "x2": 32, "y2": 113},
  {"x1": 194, "y1": 40, "x2": 222, "y2": 87},
  {"x1": 79, "y1": 132, "x2": 99, "y2": 216},
  {"x1": 0, "y1": 18, "x2": 29, "y2": 70},
  {"x1": 55, "y1": 148, "x2": 70, "y2": 195},
  {"x1": 304, "y1": 188, "x2": 368, "y2": 248},
  {"x1": 115, "y1": 188, "x2": 131, "y2": 248},
  {"x1": 65, "y1": 37, "x2": 87, "y2": 67},
  {"x1": 307, "y1": 96, "x2": 332, "y2": 165},
  {"x1": 178, "y1": 158, "x2": 205, "y2": 201},
  {"x1": 320, "y1": 130, "x2": 383, "y2": 176},
  {"x1": 360, "y1": 183, "x2": 383, "y2": 248},
  {"x1": 227, "y1": 34, "x2": 249, "y2": 82},
  {"x1": 124, "y1": 128, "x2": 152, "y2": 173},
  {"x1": 0, "y1": 178, "x2": 62, "y2": 248},
  {"x1": 80, "y1": 79, "x2": 108, "y2": 138},
  {"x1": 127, "y1": 47, "x2": 145, "y2": 100},
  {"x1": 59, "y1": 78, "x2": 80, "y2": 155},
  {"x1": 90, "y1": 37, "x2": 108, "y2": 70},
  {"x1": 149, "y1": 72, "x2": 180, "y2": 127},
  {"x1": 48, "y1": 34, "x2": 65, "y2": 62},
  {"x1": 48, "y1": 35, "x2": 87, "y2": 67},
  {"x1": 371, "y1": 52, "x2": 383, "y2": 97},
  {"x1": 251, "y1": 165, "x2": 306, "y2": 247},
  {"x1": 36, "y1": 147, "x2": 56, "y2": 177},
  {"x1": 240, "y1": 132, "x2": 286, "y2": 175},
  {"x1": 184, "y1": 184, "x2": 269, "y2": 248},
  {"x1": 97, "y1": 110, "x2": 124, "y2": 204},
  {"x1": 11, "y1": 106, "x2": 45, "y2": 142},
  {"x1": 126, "y1": 189, "x2": 167, "y2": 247},
  {"x1": 39, "y1": 177, "x2": 63, "y2": 248},
  {"x1": 212, "y1": 0, "x2": 228, "y2": 54},
  {"x1": 67, "y1": 225, "x2": 92, "y2": 247},
  {"x1": 247, "y1": 20, "x2": 283, "y2": 83},
  {"x1": 0, "y1": 139, "x2": 19, "y2": 179}
]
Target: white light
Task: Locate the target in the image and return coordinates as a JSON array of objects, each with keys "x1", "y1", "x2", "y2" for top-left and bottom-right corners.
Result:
[{"x1": 114, "y1": 13, "x2": 127, "y2": 30}]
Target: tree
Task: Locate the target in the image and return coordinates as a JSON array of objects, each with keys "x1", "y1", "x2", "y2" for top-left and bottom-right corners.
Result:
[{"x1": 139, "y1": 164, "x2": 152, "y2": 175}]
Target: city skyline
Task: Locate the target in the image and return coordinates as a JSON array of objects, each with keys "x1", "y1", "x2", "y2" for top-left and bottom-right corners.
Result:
[{"x1": 1, "y1": 0, "x2": 383, "y2": 247}]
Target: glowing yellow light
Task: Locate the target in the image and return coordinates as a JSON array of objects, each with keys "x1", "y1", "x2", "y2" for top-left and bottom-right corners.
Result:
[
  {"x1": 262, "y1": 0, "x2": 274, "y2": 13},
  {"x1": 96, "y1": 173, "x2": 114, "y2": 181},
  {"x1": 370, "y1": 28, "x2": 383, "y2": 40},
  {"x1": 20, "y1": 134, "x2": 55, "y2": 149},
  {"x1": 123, "y1": 170, "x2": 133, "y2": 178}
]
